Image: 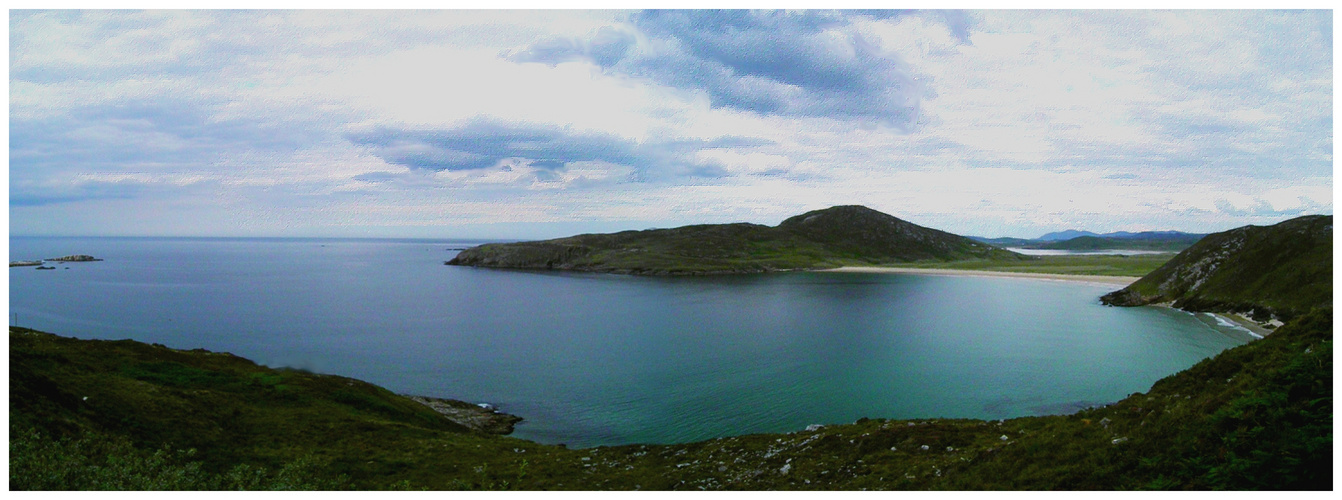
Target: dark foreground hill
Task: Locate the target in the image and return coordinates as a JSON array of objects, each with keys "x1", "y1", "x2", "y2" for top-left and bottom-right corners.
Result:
[
  {"x1": 10, "y1": 311, "x2": 1331, "y2": 490},
  {"x1": 1101, "y1": 215, "x2": 1332, "y2": 321},
  {"x1": 447, "y1": 205, "x2": 1026, "y2": 275}
]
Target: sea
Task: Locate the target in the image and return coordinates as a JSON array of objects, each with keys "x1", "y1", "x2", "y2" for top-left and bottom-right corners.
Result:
[{"x1": 8, "y1": 237, "x2": 1252, "y2": 448}]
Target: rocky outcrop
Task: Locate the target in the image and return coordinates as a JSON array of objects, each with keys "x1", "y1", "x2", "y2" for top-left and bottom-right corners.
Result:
[
  {"x1": 10, "y1": 260, "x2": 43, "y2": 267},
  {"x1": 404, "y1": 395, "x2": 523, "y2": 434}
]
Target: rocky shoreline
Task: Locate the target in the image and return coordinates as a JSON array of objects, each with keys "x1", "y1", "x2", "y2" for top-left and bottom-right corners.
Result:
[{"x1": 403, "y1": 395, "x2": 523, "y2": 435}]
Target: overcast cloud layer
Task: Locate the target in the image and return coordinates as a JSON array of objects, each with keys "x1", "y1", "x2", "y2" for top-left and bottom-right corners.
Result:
[{"x1": 9, "y1": 10, "x2": 1333, "y2": 238}]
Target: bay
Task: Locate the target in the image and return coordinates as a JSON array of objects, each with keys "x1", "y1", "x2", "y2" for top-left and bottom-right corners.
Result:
[{"x1": 8, "y1": 237, "x2": 1249, "y2": 448}]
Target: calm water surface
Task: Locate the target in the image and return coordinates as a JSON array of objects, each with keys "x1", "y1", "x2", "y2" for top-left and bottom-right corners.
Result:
[
  {"x1": 9, "y1": 237, "x2": 1249, "y2": 448},
  {"x1": 1006, "y1": 248, "x2": 1174, "y2": 256}
]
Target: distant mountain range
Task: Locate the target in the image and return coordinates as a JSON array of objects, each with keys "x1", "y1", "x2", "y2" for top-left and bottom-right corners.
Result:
[
  {"x1": 971, "y1": 230, "x2": 1206, "y2": 252},
  {"x1": 1040, "y1": 230, "x2": 1205, "y2": 241},
  {"x1": 448, "y1": 205, "x2": 1027, "y2": 275},
  {"x1": 1037, "y1": 229, "x2": 1100, "y2": 241}
]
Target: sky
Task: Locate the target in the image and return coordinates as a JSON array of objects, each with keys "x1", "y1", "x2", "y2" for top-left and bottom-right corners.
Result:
[{"x1": 7, "y1": 8, "x2": 1334, "y2": 239}]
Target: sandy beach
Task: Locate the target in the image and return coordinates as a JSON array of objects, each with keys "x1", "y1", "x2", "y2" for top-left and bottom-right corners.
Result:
[{"x1": 822, "y1": 266, "x2": 1140, "y2": 286}]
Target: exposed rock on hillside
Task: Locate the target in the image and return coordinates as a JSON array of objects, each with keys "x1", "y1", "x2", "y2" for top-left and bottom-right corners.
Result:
[
  {"x1": 1100, "y1": 215, "x2": 1331, "y2": 321},
  {"x1": 404, "y1": 395, "x2": 523, "y2": 434}
]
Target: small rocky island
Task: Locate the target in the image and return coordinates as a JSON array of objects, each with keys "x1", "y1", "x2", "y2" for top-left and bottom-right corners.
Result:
[
  {"x1": 12, "y1": 254, "x2": 104, "y2": 268},
  {"x1": 48, "y1": 254, "x2": 103, "y2": 262}
]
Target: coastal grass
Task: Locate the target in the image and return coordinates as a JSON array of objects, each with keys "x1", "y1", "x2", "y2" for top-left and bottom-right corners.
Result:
[
  {"x1": 866, "y1": 253, "x2": 1175, "y2": 277},
  {"x1": 10, "y1": 309, "x2": 1331, "y2": 490}
]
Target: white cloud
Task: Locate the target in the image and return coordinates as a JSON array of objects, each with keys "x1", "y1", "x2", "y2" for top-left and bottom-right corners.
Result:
[{"x1": 9, "y1": 9, "x2": 1332, "y2": 238}]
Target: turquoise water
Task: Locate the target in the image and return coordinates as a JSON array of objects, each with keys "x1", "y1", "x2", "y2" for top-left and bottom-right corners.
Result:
[{"x1": 8, "y1": 237, "x2": 1249, "y2": 448}]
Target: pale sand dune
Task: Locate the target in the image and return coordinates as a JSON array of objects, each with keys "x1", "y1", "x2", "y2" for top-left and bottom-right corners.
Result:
[{"x1": 822, "y1": 266, "x2": 1140, "y2": 286}]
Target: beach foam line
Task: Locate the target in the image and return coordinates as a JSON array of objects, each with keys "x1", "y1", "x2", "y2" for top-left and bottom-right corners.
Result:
[
  {"x1": 1205, "y1": 312, "x2": 1266, "y2": 339},
  {"x1": 821, "y1": 267, "x2": 1139, "y2": 286}
]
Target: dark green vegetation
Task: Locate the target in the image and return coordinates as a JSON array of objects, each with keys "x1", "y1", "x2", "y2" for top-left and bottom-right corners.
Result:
[
  {"x1": 1101, "y1": 215, "x2": 1332, "y2": 321},
  {"x1": 11, "y1": 309, "x2": 1331, "y2": 490},
  {"x1": 447, "y1": 205, "x2": 1026, "y2": 275},
  {"x1": 882, "y1": 253, "x2": 1174, "y2": 277}
]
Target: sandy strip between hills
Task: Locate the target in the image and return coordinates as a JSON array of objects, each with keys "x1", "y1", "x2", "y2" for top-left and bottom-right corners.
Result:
[{"x1": 821, "y1": 266, "x2": 1140, "y2": 286}]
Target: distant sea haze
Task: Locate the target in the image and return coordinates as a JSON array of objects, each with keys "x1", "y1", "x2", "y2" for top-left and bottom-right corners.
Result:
[{"x1": 9, "y1": 237, "x2": 1250, "y2": 447}]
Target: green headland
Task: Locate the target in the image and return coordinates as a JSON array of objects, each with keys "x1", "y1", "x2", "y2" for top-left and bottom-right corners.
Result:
[
  {"x1": 1102, "y1": 215, "x2": 1333, "y2": 322},
  {"x1": 447, "y1": 205, "x2": 1027, "y2": 275}
]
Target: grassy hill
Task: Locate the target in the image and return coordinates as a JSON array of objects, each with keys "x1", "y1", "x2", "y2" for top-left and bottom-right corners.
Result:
[
  {"x1": 1101, "y1": 215, "x2": 1332, "y2": 321},
  {"x1": 447, "y1": 206, "x2": 1026, "y2": 275},
  {"x1": 10, "y1": 310, "x2": 1332, "y2": 490}
]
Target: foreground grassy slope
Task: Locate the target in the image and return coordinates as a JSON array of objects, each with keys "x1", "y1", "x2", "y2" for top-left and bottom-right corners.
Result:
[
  {"x1": 11, "y1": 311, "x2": 1331, "y2": 490},
  {"x1": 448, "y1": 206, "x2": 1026, "y2": 275},
  {"x1": 1101, "y1": 215, "x2": 1332, "y2": 321}
]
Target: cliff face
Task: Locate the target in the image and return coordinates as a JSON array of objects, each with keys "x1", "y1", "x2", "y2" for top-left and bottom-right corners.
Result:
[
  {"x1": 447, "y1": 206, "x2": 1027, "y2": 275},
  {"x1": 1100, "y1": 215, "x2": 1332, "y2": 321}
]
